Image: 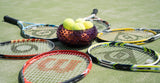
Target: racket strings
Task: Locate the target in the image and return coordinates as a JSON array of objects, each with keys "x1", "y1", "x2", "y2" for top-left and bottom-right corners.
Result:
[
  {"x1": 24, "y1": 25, "x2": 57, "y2": 39},
  {"x1": 124, "y1": 46, "x2": 158, "y2": 61},
  {"x1": 23, "y1": 53, "x2": 88, "y2": 82},
  {"x1": 93, "y1": 21, "x2": 107, "y2": 32},
  {"x1": 90, "y1": 45, "x2": 156, "y2": 65},
  {"x1": 29, "y1": 56, "x2": 85, "y2": 82},
  {"x1": 99, "y1": 30, "x2": 155, "y2": 42},
  {"x1": 0, "y1": 41, "x2": 54, "y2": 56}
]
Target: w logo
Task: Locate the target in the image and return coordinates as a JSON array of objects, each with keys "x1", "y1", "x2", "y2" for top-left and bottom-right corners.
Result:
[{"x1": 38, "y1": 58, "x2": 82, "y2": 73}]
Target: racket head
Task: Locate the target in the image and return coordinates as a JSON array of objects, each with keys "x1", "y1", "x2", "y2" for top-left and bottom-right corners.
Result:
[
  {"x1": 97, "y1": 28, "x2": 157, "y2": 45},
  {"x1": 88, "y1": 42, "x2": 160, "y2": 71},
  {"x1": 0, "y1": 39, "x2": 55, "y2": 59},
  {"x1": 20, "y1": 23, "x2": 58, "y2": 40},
  {"x1": 4, "y1": 16, "x2": 58, "y2": 40},
  {"x1": 19, "y1": 50, "x2": 92, "y2": 83}
]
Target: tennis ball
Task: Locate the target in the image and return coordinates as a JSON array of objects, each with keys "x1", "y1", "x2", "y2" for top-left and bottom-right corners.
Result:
[
  {"x1": 72, "y1": 23, "x2": 85, "y2": 30},
  {"x1": 75, "y1": 18, "x2": 85, "y2": 23},
  {"x1": 83, "y1": 21, "x2": 93, "y2": 29},
  {"x1": 63, "y1": 18, "x2": 75, "y2": 30}
]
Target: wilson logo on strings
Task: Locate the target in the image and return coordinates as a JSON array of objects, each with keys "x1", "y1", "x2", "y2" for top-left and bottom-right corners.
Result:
[{"x1": 38, "y1": 58, "x2": 82, "y2": 73}]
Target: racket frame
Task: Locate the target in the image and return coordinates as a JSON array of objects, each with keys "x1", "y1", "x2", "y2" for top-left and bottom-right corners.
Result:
[
  {"x1": 97, "y1": 28, "x2": 160, "y2": 45},
  {"x1": 90, "y1": 9, "x2": 110, "y2": 31},
  {"x1": 0, "y1": 39, "x2": 55, "y2": 59},
  {"x1": 3, "y1": 16, "x2": 59, "y2": 40},
  {"x1": 150, "y1": 29, "x2": 160, "y2": 33},
  {"x1": 19, "y1": 50, "x2": 92, "y2": 83},
  {"x1": 87, "y1": 42, "x2": 160, "y2": 72},
  {"x1": 81, "y1": 9, "x2": 110, "y2": 31}
]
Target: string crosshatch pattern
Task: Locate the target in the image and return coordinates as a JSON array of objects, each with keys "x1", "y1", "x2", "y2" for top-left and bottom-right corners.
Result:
[
  {"x1": 19, "y1": 50, "x2": 92, "y2": 83},
  {"x1": 0, "y1": 39, "x2": 55, "y2": 59},
  {"x1": 97, "y1": 28, "x2": 160, "y2": 45},
  {"x1": 88, "y1": 42, "x2": 160, "y2": 72}
]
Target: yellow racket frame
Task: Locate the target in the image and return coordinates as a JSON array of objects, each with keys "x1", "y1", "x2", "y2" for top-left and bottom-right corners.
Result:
[{"x1": 97, "y1": 28, "x2": 157, "y2": 45}]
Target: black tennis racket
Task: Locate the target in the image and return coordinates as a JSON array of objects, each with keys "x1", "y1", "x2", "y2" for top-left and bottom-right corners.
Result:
[
  {"x1": 19, "y1": 50, "x2": 92, "y2": 83},
  {"x1": 0, "y1": 39, "x2": 55, "y2": 59},
  {"x1": 88, "y1": 42, "x2": 160, "y2": 72},
  {"x1": 3, "y1": 16, "x2": 58, "y2": 40},
  {"x1": 97, "y1": 28, "x2": 160, "y2": 45}
]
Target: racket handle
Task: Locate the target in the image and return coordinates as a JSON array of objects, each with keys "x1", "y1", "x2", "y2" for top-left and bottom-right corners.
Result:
[
  {"x1": 151, "y1": 29, "x2": 160, "y2": 33},
  {"x1": 91, "y1": 9, "x2": 98, "y2": 15},
  {"x1": 4, "y1": 16, "x2": 18, "y2": 25}
]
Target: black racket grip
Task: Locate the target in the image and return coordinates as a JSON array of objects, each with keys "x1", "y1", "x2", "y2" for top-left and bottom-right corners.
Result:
[
  {"x1": 4, "y1": 16, "x2": 18, "y2": 25},
  {"x1": 91, "y1": 9, "x2": 98, "y2": 15}
]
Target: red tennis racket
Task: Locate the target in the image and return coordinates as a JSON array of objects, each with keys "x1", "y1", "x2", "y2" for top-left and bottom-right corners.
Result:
[{"x1": 19, "y1": 50, "x2": 92, "y2": 83}]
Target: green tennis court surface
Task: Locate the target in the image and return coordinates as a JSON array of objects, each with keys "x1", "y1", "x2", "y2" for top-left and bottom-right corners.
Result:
[{"x1": 1, "y1": 0, "x2": 160, "y2": 83}]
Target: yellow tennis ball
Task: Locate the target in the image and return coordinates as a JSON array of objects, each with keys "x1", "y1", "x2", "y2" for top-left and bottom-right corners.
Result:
[
  {"x1": 63, "y1": 18, "x2": 75, "y2": 30},
  {"x1": 75, "y1": 18, "x2": 85, "y2": 23},
  {"x1": 72, "y1": 23, "x2": 85, "y2": 30},
  {"x1": 83, "y1": 21, "x2": 93, "y2": 29}
]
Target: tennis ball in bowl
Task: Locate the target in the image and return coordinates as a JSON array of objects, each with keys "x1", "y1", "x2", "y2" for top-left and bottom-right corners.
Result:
[
  {"x1": 63, "y1": 18, "x2": 75, "y2": 30},
  {"x1": 57, "y1": 24, "x2": 98, "y2": 46},
  {"x1": 75, "y1": 18, "x2": 85, "y2": 23},
  {"x1": 72, "y1": 23, "x2": 85, "y2": 30},
  {"x1": 83, "y1": 21, "x2": 93, "y2": 29}
]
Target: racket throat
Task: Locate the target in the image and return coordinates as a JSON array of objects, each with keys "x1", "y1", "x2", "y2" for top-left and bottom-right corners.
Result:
[{"x1": 113, "y1": 64, "x2": 132, "y2": 71}]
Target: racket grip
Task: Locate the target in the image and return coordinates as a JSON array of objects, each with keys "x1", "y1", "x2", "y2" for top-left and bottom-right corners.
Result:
[
  {"x1": 4, "y1": 16, "x2": 18, "y2": 25},
  {"x1": 91, "y1": 9, "x2": 98, "y2": 15}
]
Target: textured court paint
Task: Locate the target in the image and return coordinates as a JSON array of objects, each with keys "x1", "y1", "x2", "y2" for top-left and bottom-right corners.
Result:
[{"x1": 0, "y1": 0, "x2": 160, "y2": 83}]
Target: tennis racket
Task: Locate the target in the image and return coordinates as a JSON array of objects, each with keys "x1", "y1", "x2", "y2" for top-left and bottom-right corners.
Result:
[
  {"x1": 0, "y1": 39, "x2": 55, "y2": 59},
  {"x1": 19, "y1": 50, "x2": 92, "y2": 83},
  {"x1": 79, "y1": 9, "x2": 110, "y2": 32},
  {"x1": 97, "y1": 28, "x2": 160, "y2": 45},
  {"x1": 88, "y1": 42, "x2": 160, "y2": 72},
  {"x1": 89, "y1": 8, "x2": 110, "y2": 32},
  {"x1": 3, "y1": 16, "x2": 58, "y2": 40}
]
